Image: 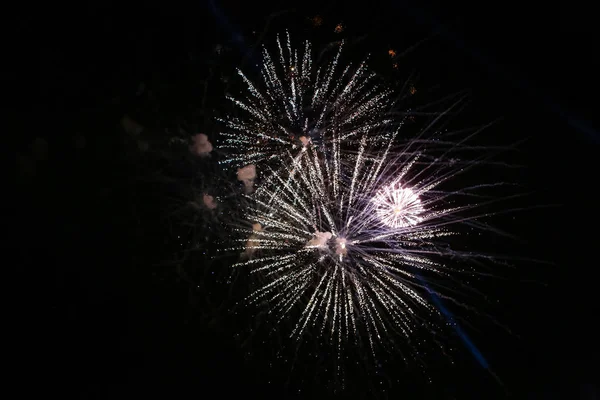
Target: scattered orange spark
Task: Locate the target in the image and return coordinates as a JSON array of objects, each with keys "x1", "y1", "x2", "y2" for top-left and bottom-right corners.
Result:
[
  {"x1": 334, "y1": 23, "x2": 344, "y2": 33},
  {"x1": 388, "y1": 49, "x2": 396, "y2": 58},
  {"x1": 311, "y1": 15, "x2": 323, "y2": 27},
  {"x1": 409, "y1": 85, "x2": 417, "y2": 95}
]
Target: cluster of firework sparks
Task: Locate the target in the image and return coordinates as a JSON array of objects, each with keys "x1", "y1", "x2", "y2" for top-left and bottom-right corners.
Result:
[{"x1": 217, "y1": 32, "x2": 501, "y2": 358}]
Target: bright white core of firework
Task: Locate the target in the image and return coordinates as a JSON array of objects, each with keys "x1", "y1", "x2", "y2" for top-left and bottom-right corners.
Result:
[{"x1": 372, "y1": 182, "x2": 425, "y2": 228}]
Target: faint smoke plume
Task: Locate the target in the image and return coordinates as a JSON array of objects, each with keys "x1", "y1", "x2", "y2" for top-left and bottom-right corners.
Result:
[{"x1": 190, "y1": 133, "x2": 213, "y2": 156}]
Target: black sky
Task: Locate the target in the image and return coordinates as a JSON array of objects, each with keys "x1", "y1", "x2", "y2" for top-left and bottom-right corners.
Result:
[{"x1": 14, "y1": 0, "x2": 598, "y2": 398}]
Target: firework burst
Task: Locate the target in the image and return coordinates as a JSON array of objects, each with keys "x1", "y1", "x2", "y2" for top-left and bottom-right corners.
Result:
[
  {"x1": 372, "y1": 182, "x2": 425, "y2": 229},
  {"x1": 218, "y1": 32, "x2": 395, "y2": 169},
  {"x1": 226, "y1": 123, "x2": 503, "y2": 360},
  {"x1": 217, "y1": 35, "x2": 517, "y2": 369}
]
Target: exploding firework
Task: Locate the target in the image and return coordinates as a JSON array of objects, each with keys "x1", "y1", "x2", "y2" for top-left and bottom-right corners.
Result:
[
  {"x1": 226, "y1": 121, "x2": 505, "y2": 359},
  {"x1": 216, "y1": 34, "x2": 518, "y2": 372},
  {"x1": 218, "y1": 32, "x2": 395, "y2": 170},
  {"x1": 372, "y1": 182, "x2": 425, "y2": 229}
]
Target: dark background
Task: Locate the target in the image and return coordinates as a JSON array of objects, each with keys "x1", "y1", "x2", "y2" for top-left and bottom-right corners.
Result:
[{"x1": 14, "y1": 0, "x2": 598, "y2": 398}]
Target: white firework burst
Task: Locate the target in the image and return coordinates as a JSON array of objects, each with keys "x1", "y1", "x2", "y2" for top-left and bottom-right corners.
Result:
[
  {"x1": 372, "y1": 182, "x2": 425, "y2": 229},
  {"x1": 225, "y1": 126, "x2": 496, "y2": 358},
  {"x1": 218, "y1": 32, "x2": 395, "y2": 169},
  {"x1": 216, "y1": 34, "x2": 516, "y2": 367}
]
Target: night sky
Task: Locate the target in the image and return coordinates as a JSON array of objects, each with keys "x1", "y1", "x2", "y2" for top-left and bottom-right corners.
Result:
[{"x1": 15, "y1": 1, "x2": 598, "y2": 398}]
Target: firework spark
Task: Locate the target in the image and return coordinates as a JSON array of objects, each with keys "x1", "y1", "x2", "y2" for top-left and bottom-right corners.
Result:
[{"x1": 218, "y1": 32, "x2": 395, "y2": 169}]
